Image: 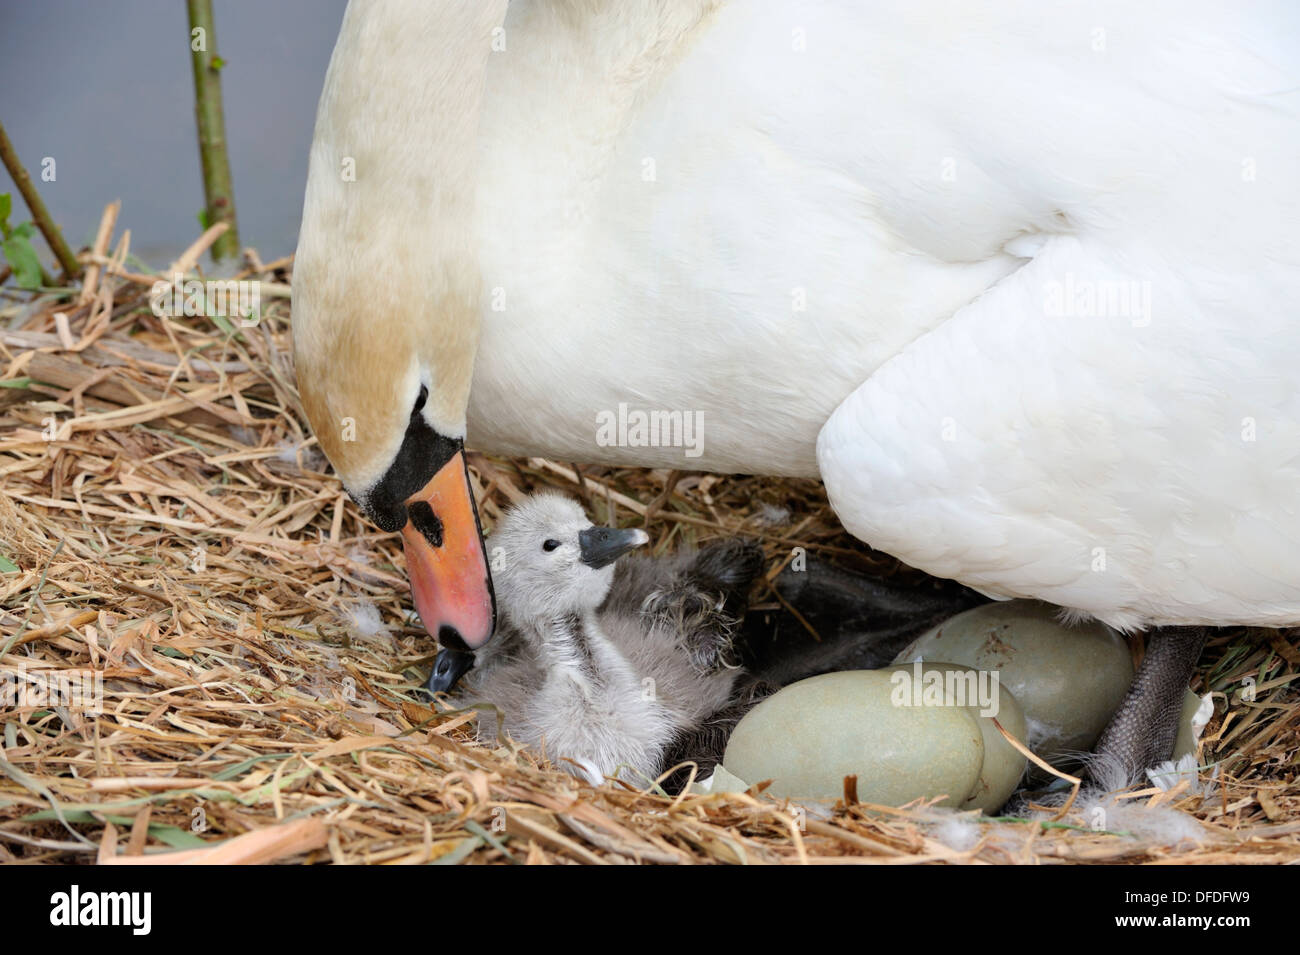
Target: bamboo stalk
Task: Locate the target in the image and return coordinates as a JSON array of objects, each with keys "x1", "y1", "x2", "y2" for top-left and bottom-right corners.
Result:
[
  {"x1": 186, "y1": 0, "x2": 240, "y2": 261},
  {"x1": 0, "y1": 119, "x2": 82, "y2": 281}
]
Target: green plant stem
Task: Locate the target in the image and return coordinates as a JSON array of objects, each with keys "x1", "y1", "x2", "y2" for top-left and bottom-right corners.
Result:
[
  {"x1": 187, "y1": 0, "x2": 240, "y2": 261},
  {"x1": 0, "y1": 120, "x2": 81, "y2": 282}
]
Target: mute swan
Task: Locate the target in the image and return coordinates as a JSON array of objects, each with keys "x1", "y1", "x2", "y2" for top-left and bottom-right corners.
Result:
[
  {"x1": 436, "y1": 493, "x2": 770, "y2": 787},
  {"x1": 292, "y1": 0, "x2": 1300, "y2": 777}
]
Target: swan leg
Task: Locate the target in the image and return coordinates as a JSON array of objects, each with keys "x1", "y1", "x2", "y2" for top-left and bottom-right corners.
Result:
[{"x1": 1090, "y1": 626, "x2": 1207, "y2": 782}]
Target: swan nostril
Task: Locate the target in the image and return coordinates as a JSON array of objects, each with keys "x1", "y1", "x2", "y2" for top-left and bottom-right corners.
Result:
[{"x1": 408, "y1": 500, "x2": 444, "y2": 548}]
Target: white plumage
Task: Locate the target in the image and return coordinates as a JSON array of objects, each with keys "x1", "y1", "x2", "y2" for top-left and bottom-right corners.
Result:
[
  {"x1": 295, "y1": 2, "x2": 1300, "y2": 665},
  {"x1": 455, "y1": 2, "x2": 1300, "y2": 629}
]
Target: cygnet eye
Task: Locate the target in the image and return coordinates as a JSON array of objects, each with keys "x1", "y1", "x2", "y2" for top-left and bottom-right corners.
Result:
[{"x1": 542, "y1": 539, "x2": 561, "y2": 553}]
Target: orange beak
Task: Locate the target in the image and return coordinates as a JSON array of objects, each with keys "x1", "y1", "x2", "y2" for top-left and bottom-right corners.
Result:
[{"x1": 399, "y1": 450, "x2": 496, "y2": 650}]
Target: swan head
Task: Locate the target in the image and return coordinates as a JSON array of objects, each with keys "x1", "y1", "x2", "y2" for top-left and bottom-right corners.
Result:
[
  {"x1": 291, "y1": 0, "x2": 510, "y2": 653},
  {"x1": 292, "y1": 227, "x2": 495, "y2": 653}
]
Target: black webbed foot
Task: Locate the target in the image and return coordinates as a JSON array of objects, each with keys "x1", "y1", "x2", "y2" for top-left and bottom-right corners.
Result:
[{"x1": 742, "y1": 555, "x2": 985, "y2": 686}]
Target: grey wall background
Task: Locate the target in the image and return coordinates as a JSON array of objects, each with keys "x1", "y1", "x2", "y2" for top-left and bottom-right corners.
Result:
[{"x1": 0, "y1": 0, "x2": 349, "y2": 265}]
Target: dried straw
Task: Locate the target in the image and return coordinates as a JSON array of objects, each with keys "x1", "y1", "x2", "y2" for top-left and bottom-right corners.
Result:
[{"x1": 1, "y1": 208, "x2": 1297, "y2": 864}]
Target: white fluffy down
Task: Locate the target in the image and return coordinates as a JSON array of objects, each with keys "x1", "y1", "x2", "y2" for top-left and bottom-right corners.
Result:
[{"x1": 342, "y1": 601, "x2": 389, "y2": 640}]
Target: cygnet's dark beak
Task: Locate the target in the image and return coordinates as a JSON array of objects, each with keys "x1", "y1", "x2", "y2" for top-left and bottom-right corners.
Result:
[
  {"x1": 426, "y1": 647, "x2": 476, "y2": 695},
  {"x1": 578, "y1": 525, "x2": 650, "y2": 569}
]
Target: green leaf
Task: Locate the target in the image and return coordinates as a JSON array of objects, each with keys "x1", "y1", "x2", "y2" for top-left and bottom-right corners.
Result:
[
  {"x1": 0, "y1": 193, "x2": 10, "y2": 223},
  {"x1": 11, "y1": 221, "x2": 35, "y2": 240},
  {"x1": 212, "y1": 752, "x2": 295, "y2": 781},
  {"x1": 146, "y1": 824, "x2": 212, "y2": 849},
  {"x1": 2, "y1": 233, "x2": 43, "y2": 289},
  {"x1": 196, "y1": 208, "x2": 211, "y2": 230},
  {"x1": 0, "y1": 377, "x2": 33, "y2": 389},
  {"x1": 430, "y1": 836, "x2": 483, "y2": 865},
  {"x1": 0, "y1": 556, "x2": 18, "y2": 573},
  {"x1": 211, "y1": 55, "x2": 226, "y2": 70},
  {"x1": 19, "y1": 808, "x2": 215, "y2": 850},
  {"x1": 211, "y1": 312, "x2": 239, "y2": 338}
]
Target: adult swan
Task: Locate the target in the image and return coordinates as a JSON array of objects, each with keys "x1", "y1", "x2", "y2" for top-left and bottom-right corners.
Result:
[{"x1": 292, "y1": 0, "x2": 1300, "y2": 776}]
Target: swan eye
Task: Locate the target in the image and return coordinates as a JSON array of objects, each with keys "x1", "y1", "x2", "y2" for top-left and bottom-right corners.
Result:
[
  {"x1": 412, "y1": 385, "x2": 428, "y2": 415},
  {"x1": 542, "y1": 539, "x2": 561, "y2": 552}
]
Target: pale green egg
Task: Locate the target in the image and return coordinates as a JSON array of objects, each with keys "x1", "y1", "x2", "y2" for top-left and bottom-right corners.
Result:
[
  {"x1": 881, "y1": 662, "x2": 1028, "y2": 812},
  {"x1": 893, "y1": 600, "x2": 1133, "y2": 767},
  {"x1": 721, "y1": 669, "x2": 985, "y2": 807}
]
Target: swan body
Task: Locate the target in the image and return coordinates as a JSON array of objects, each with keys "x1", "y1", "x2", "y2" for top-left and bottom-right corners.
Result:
[{"x1": 293, "y1": 1, "x2": 1300, "y2": 649}]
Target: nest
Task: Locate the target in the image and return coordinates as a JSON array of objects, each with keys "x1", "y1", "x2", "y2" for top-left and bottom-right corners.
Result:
[{"x1": 1, "y1": 210, "x2": 1298, "y2": 864}]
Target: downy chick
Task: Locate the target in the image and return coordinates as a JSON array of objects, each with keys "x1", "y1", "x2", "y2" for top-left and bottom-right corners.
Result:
[{"x1": 429, "y1": 493, "x2": 771, "y2": 789}]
